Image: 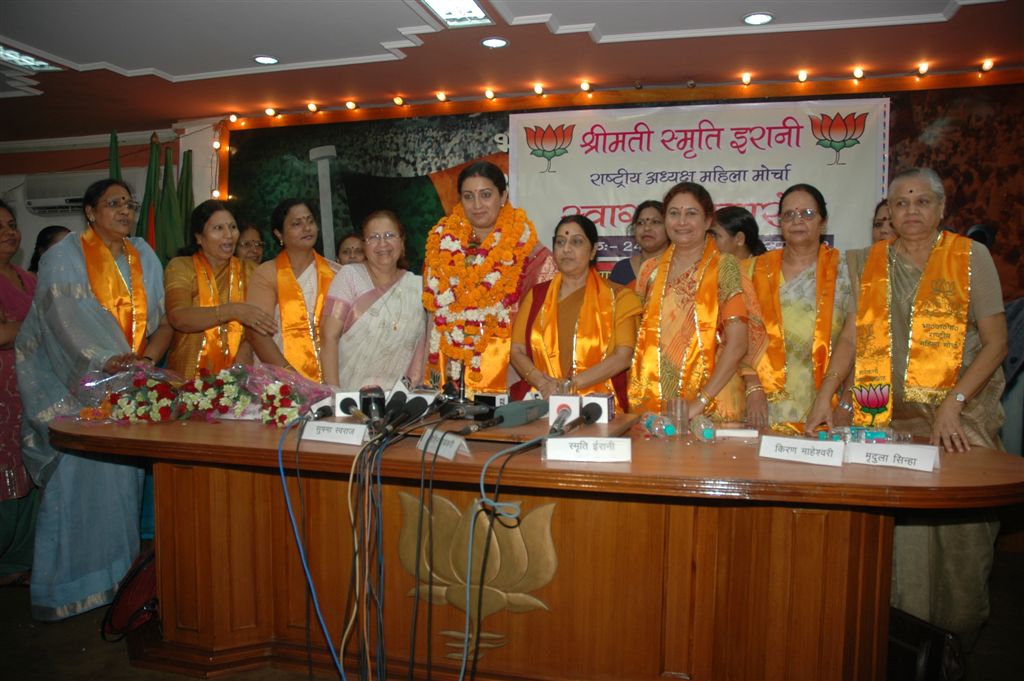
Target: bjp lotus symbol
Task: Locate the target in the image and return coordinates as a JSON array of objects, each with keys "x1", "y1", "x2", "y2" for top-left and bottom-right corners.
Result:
[
  {"x1": 809, "y1": 112, "x2": 868, "y2": 166},
  {"x1": 852, "y1": 383, "x2": 890, "y2": 426},
  {"x1": 524, "y1": 124, "x2": 575, "y2": 173}
]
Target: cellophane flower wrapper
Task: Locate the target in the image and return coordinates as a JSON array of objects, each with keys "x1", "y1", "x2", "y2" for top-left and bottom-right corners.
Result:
[
  {"x1": 177, "y1": 365, "x2": 257, "y2": 421},
  {"x1": 241, "y1": 364, "x2": 332, "y2": 427},
  {"x1": 76, "y1": 364, "x2": 188, "y2": 423}
]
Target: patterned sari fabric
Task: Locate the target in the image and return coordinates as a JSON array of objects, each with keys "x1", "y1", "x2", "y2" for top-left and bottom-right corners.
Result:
[
  {"x1": 16, "y1": 234, "x2": 165, "y2": 620},
  {"x1": 849, "y1": 241, "x2": 1005, "y2": 641},
  {"x1": 323, "y1": 264, "x2": 426, "y2": 391}
]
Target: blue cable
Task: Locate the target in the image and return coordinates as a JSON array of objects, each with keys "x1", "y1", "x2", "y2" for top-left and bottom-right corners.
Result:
[{"x1": 277, "y1": 416, "x2": 349, "y2": 681}]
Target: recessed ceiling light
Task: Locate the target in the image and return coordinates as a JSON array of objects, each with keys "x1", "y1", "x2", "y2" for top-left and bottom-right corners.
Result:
[
  {"x1": 345, "y1": 101, "x2": 357, "y2": 110},
  {"x1": 484, "y1": 89, "x2": 495, "y2": 99},
  {"x1": 533, "y1": 83, "x2": 544, "y2": 95},
  {"x1": 436, "y1": 91, "x2": 447, "y2": 102},
  {"x1": 743, "y1": 12, "x2": 773, "y2": 26},
  {"x1": 421, "y1": 0, "x2": 491, "y2": 28},
  {"x1": 264, "y1": 107, "x2": 276, "y2": 116},
  {"x1": 212, "y1": 140, "x2": 221, "y2": 150},
  {"x1": 580, "y1": 81, "x2": 591, "y2": 92},
  {"x1": 741, "y1": 73, "x2": 752, "y2": 85},
  {"x1": 853, "y1": 67, "x2": 864, "y2": 79},
  {"x1": 253, "y1": 54, "x2": 279, "y2": 65},
  {"x1": 981, "y1": 59, "x2": 994, "y2": 72},
  {"x1": 481, "y1": 37, "x2": 508, "y2": 49},
  {"x1": 797, "y1": 70, "x2": 808, "y2": 82},
  {"x1": 918, "y1": 62, "x2": 929, "y2": 75},
  {"x1": 393, "y1": 96, "x2": 405, "y2": 106},
  {"x1": 228, "y1": 114, "x2": 238, "y2": 123},
  {"x1": 212, "y1": 189, "x2": 221, "y2": 198},
  {"x1": 307, "y1": 102, "x2": 318, "y2": 112},
  {"x1": 0, "y1": 44, "x2": 61, "y2": 72}
]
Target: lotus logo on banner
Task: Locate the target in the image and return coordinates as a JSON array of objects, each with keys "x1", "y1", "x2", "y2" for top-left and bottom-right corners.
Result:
[
  {"x1": 809, "y1": 112, "x2": 869, "y2": 166},
  {"x1": 524, "y1": 124, "x2": 576, "y2": 173}
]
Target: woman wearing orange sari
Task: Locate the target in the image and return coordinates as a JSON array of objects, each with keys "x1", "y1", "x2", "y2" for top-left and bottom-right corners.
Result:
[
  {"x1": 246, "y1": 199, "x2": 340, "y2": 382},
  {"x1": 510, "y1": 215, "x2": 641, "y2": 410},
  {"x1": 165, "y1": 201, "x2": 275, "y2": 378},
  {"x1": 629, "y1": 182, "x2": 748, "y2": 421}
]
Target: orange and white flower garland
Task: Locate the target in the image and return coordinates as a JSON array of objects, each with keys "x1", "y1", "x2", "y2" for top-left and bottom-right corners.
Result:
[{"x1": 423, "y1": 203, "x2": 537, "y2": 378}]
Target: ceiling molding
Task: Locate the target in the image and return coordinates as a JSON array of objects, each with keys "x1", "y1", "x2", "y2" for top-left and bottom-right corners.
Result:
[{"x1": 0, "y1": 129, "x2": 178, "y2": 154}]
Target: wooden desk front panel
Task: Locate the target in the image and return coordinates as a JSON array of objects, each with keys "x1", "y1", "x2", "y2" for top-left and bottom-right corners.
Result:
[{"x1": 152, "y1": 461, "x2": 890, "y2": 680}]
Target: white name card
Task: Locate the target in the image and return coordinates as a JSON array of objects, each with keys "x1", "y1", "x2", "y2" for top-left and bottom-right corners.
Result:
[
  {"x1": 416, "y1": 430, "x2": 470, "y2": 461},
  {"x1": 717, "y1": 428, "x2": 760, "y2": 440},
  {"x1": 303, "y1": 420, "x2": 368, "y2": 446},
  {"x1": 844, "y1": 442, "x2": 939, "y2": 472},
  {"x1": 759, "y1": 435, "x2": 844, "y2": 468},
  {"x1": 544, "y1": 437, "x2": 631, "y2": 463}
]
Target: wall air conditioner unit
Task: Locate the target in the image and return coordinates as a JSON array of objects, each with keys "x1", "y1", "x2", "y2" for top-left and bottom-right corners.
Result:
[{"x1": 24, "y1": 170, "x2": 109, "y2": 217}]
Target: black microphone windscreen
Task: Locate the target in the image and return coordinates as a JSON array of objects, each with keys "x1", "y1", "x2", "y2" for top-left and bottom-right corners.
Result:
[
  {"x1": 312, "y1": 405, "x2": 334, "y2": 420},
  {"x1": 580, "y1": 402, "x2": 603, "y2": 425},
  {"x1": 403, "y1": 396, "x2": 429, "y2": 422},
  {"x1": 385, "y1": 390, "x2": 407, "y2": 414},
  {"x1": 494, "y1": 400, "x2": 550, "y2": 428},
  {"x1": 340, "y1": 397, "x2": 359, "y2": 415}
]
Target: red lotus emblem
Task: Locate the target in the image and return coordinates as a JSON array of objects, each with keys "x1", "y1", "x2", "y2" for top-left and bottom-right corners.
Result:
[
  {"x1": 524, "y1": 124, "x2": 575, "y2": 173},
  {"x1": 852, "y1": 383, "x2": 890, "y2": 426},
  {"x1": 809, "y1": 112, "x2": 868, "y2": 166}
]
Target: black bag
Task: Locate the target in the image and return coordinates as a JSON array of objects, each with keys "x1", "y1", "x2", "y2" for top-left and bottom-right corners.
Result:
[
  {"x1": 100, "y1": 548, "x2": 158, "y2": 642},
  {"x1": 887, "y1": 607, "x2": 965, "y2": 681}
]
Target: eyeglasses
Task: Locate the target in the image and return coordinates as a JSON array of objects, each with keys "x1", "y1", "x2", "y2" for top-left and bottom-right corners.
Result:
[
  {"x1": 364, "y1": 232, "x2": 399, "y2": 242},
  {"x1": 238, "y1": 240, "x2": 265, "y2": 249},
  {"x1": 780, "y1": 208, "x2": 819, "y2": 224},
  {"x1": 103, "y1": 198, "x2": 141, "y2": 213}
]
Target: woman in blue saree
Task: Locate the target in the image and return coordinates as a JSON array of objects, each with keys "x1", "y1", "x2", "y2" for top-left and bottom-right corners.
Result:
[{"x1": 16, "y1": 179, "x2": 171, "y2": 620}]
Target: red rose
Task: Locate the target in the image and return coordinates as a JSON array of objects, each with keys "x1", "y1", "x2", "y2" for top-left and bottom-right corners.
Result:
[
  {"x1": 279, "y1": 385, "x2": 292, "y2": 397},
  {"x1": 215, "y1": 379, "x2": 224, "y2": 387},
  {"x1": 280, "y1": 397, "x2": 292, "y2": 408},
  {"x1": 159, "y1": 405, "x2": 172, "y2": 419},
  {"x1": 133, "y1": 378, "x2": 145, "y2": 388},
  {"x1": 218, "y1": 404, "x2": 229, "y2": 413}
]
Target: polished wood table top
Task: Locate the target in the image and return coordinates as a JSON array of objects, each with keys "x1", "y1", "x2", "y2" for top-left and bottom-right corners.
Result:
[{"x1": 50, "y1": 417, "x2": 1024, "y2": 509}]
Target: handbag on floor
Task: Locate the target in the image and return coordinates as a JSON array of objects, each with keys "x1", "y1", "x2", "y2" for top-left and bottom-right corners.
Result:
[{"x1": 100, "y1": 548, "x2": 158, "y2": 642}]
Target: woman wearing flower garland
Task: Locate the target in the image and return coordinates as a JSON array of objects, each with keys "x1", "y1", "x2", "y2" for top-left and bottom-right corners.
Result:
[
  {"x1": 16, "y1": 179, "x2": 172, "y2": 619},
  {"x1": 510, "y1": 215, "x2": 641, "y2": 410},
  {"x1": 629, "y1": 182, "x2": 749, "y2": 420},
  {"x1": 423, "y1": 161, "x2": 555, "y2": 394},
  {"x1": 164, "y1": 200, "x2": 276, "y2": 379},
  {"x1": 321, "y1": 210, "x2": 426, "y2": 390},
  {"x1": 246, "y1": 199, "x2": 339, "y2": 382}
]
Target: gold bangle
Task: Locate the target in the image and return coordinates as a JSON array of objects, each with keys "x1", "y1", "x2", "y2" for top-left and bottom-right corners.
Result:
[
  {"x1": 745, "y1": 384, "x2": 764, "y2": 397},
  {"x1": 824, "y1": 370, "x2": 842, "y2": 383},
  {"x1": 698, "y1": 389, "x2": 717, "y2": 413}
]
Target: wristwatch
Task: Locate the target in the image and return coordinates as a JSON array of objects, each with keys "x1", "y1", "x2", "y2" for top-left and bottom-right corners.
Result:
[{"x1": 952, "y1": 391, "x2": 967, "y2": 404}]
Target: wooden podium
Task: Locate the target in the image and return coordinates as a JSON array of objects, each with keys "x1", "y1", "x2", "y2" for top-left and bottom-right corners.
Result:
[{"x1": 50, "y1": 419, "x2": 1024, "y2": 680}]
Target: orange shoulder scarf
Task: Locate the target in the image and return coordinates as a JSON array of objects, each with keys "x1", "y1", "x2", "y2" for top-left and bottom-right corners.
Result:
[
  {"x1": 751, "y1": 244, "x2": 840, "y2": 400},
  {"x1": 629, "y1": 240, "x2": 719, "y2": 413},
  {"x1": 275, "y1": 252, "x2": 336, "y2": 381},
  {"x1": 529, "y1": 268, "x2": 617, "y2": 395},
  {"x1": 194, "y1": 253, "x2": 246, "y2": 374},
  {"x1": 81, "y1": 228, "x2": 147, "y2": 353},
  {"x1": 852, "y1": 232, "x2": 971, "y2": 426}
]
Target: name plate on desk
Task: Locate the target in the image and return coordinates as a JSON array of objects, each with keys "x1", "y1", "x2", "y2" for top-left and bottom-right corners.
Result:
[
  {"x1": 759, "y1": 435, "x2": 844, "y2": 467},
  {"x1": 544, "y1": 438, "x2": 631, "y2": 463},
  {"x1": 845, "y1": 442, "x2": 939, "y2": 472},
  {"x1": 417, "y1": 430, "x2": 470, "y2": 461},
  {"x1": 304, "y1": 420, "x2": 368, "y2": 446}
]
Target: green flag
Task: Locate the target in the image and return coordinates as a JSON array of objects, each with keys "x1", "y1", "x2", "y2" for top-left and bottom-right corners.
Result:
[
  {"x1": 108, "y1": 131, "x2": 122, "y2": 181},
  {"x1": 154, "y1": 147, "x2": 183, "y2": 263},
  {"x1": 177, "y1": 150, "x2": 194, "y2": 234},
  {"x1": 136, "y1": 133, "x2": 160, "y2": 245}
]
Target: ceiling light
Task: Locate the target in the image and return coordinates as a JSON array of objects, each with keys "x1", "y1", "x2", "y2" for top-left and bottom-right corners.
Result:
[
  {"x1": 253, "y1": 54, "x2": 279, "y2": 65},
  {"x1": 484, "y1": 89, "x2": 495, "y2": 99},
  {"x1": 264, "y1": 107, "x2": 276, "y2": 116},
  {"x1": 533, "y1": 83, "x2": 544, "y2": 95},
  {"x1": 212, "y1": 190, "x2": 221, "y2": 198},
  {"x1": 436, "y1": 91, "x2": 447, "y2": 102},
  {"x1": 481, "y1": 37, "x2": 508, "y2": 49},
  {"x1": 421, "y1": 0, "x2": 491, "y2": 28},
  {"x1": 228, "y1": 113, "x2": 238, "y2": 123},
  {"x1": 0, "y1": 44, "x2": 62, "y2": 72},
  {"x1": 580, "y1": 81, "x2": 591, "y2": 92},
  {"x1": 743, "y1": 12, "x2": 773, "y2": 26},
  {"x1": 981, "y1": 59, "x2": 994, "y2": 72},
  {"x1": 345, "y1": 101, "x2": 357, "y2": 110},
  {"x1": 853, "y1": 67, "x2": 864, "y2": 79},
  {"x1": 797, "y1": 70, "x2": 808, "y2": 82},
  {"x1": 307, "y1": 102, "x2": 318, "y2": 112},
  {"x1": 918, "y1": 62, "x2": 929, "y2": 75},
  {"x1": 741, "y1": 73, "x2": 751, "y2": 85},
  {"x1": 212, "y1": 140, "x2": 221, "y2": 150},
  {"x1": 393, "y1": 96, "x2": 405, "y2": 106}
]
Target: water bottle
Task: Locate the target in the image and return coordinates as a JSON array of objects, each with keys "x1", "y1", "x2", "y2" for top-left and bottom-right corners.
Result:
[
  {"x1": 641, "y1": 412, "x2": 677, "y2": 438},
  {"x1": 817, "y1": 426, "x2": 911, "y2": 443},
  {"x1": 690, "y1": 414, "x2": 716, "y2": 443}
]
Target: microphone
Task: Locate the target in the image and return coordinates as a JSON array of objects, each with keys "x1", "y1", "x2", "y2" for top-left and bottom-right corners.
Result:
[
  {"x1": 548, "y1": 404, "x2": 573, "y2": 435},
  {"x1": 458, "y1": 400, "x2": 549, "y2": 435},
  {"x1": 339, "y1": 397, "x2": 369, "y2": 422},
  {"x1": 441, "y1": 401, "x2": 492, "y2": 419},
  {"x1": 382, "y1": 390, "x2": 408, "y2": 427},
  {"x1": 311, "y1": 405, "x2": 334, "y2": 420},
  {"x1": 554, "y1": 402, "x2": 603, "y2": 436},
  {"x1": 386, "y1": 396, "x2": 429, "y2": 433},
  {"x1": 360, "y1": 385, "x2": 387, "y2": 433}
]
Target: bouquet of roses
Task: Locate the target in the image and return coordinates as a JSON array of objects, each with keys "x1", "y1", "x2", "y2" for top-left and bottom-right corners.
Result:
[
  {"x1": 241, "y1": 364, "x2": 333, "y2": 427},
  {"x1": 77, "y1": 364, "x2": 187, "y2": 423},
  {"x1": 177, "y1": 365, "x2": 256, "y2": 420}
]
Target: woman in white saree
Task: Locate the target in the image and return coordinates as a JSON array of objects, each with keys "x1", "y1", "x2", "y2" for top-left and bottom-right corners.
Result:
[{"x1": 321, "y1": 210, "x2": 426, "y2": 390}]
